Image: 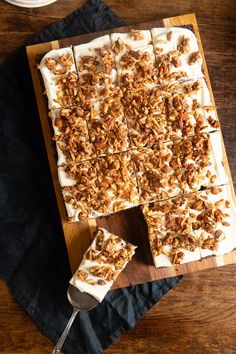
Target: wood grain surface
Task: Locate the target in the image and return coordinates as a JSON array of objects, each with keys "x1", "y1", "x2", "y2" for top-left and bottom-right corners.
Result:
[
  {"x1": 27, "y1": 13, "x2": 236, "y2": 287},
  {"x1": 1, "y1": 0, "x2": 236, "y2": 353}
]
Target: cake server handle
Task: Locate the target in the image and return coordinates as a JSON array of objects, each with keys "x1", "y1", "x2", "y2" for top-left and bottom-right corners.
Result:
[{"x1": 52, "y1": 307, "x2": 80, "y2": 354}]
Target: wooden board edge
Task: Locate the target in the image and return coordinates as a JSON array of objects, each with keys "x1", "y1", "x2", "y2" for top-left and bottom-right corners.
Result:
[{"x1": 112, "y1": 249, "x2": 236, "y2": 289}]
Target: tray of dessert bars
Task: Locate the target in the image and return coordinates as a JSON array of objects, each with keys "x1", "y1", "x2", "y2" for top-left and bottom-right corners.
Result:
[{"x1": 26, "y1": 13, "x2": 236, "y2": 289}]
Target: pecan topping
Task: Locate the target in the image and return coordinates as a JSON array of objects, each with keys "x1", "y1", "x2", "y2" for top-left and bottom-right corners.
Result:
[
  {"x1": 77, "y1": 270, "x2": 88, "y2": 282},
  {"x1": 207, "y1": 115, "x2": 220, "y2": 128},
  {"x1": 130, "y1": 29, "x2": 144, "y2": 40},
  {"x1": 45, "y1": 53, "x2": 73, "y2": 75},
  {"x1": 171, "y1": 250, "x2": 184, "y2": 264},
  {"x1": 112, "y1": 38, "x2": 125, "y2": 54},
  {"x1": 171, "y1": 56, "x2": 182, "y2": 68},
  {"x1": 52, "y1": 107, "x2": 93, "y2": 164},
  {"x1": 177, "y1": 35, "x2": 190, "y2": 54},
  {"x1": 90, "y1": 266, "x2": 115, "y2": 281},
  {"x1": 189, "y1": 51, "x2": 200, "y2": 65},
  {"x1": 167, "y1": 31, "x2": 172, "y2": 41},
  {"x1": 54, "y1": 71, "x2": 79, "y2": 107},
  {"x1": 211, "y1": 187, "x2": 222, "y2": 195}
]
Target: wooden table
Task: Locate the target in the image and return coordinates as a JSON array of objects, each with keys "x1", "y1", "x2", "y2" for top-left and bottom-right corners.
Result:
[{"x1": 0, "y1": 0, "x2": 236, "y2": 353}]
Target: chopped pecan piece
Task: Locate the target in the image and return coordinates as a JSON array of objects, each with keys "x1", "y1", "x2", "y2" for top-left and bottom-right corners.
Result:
[
  {"x1": 208, "y1": 116, "x2": 220, "y2": 128},
  {"x1": 189, "y1": 51, "x2": 200, "y2": 65},
  {"x1": 77, "y1": 270, "x2": 88, "y2": 282},
  {"x1": 130, "y1": 29, "x2": 144, "y2": 40},
  {"x1": 112, "y1": 38, "x2": 125, "y2": 54},
  {"x1": 177, "y1": 35, "x2": 190, "y2": 54},
  {"x1": 211, "y1": 187, "x2": 222, "y2": 195},
  {"x1": 90, "y1": 266, "x2": 115, "y2": 282},
  {"x1": 171, "y1": 250, "x2": 184, "y2": 264},
  {"x1": 45, "y1": 58, "x2": 57, "y2": 71},
  {"x1": 202, "y1": 237, "x2": 219, "y2": 251},
  {"x1": 171, "y1": 56, "x2": 182, "y2": 68},
  {"x1": 215, "y1": 230, "x2": 223, "y2": 238},
  {"x1": 167, "y1": 31, "x2": 172, "y2": 41}
]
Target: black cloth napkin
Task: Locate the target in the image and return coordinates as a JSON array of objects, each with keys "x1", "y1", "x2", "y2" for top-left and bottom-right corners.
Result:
[{"x1": 0, "y1": 1, "x2": 181, "y2": 353}]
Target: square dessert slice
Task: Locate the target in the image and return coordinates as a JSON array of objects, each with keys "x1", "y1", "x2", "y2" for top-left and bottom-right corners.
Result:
[
  {"x1": 39, "y1": 47, "x2": 79, "y2": 109},
  {"x1": 110, "y1": 30, "x2": 155, "y2": 90},
  {"x1": 73, "y1": 35, "x2": 117, "y2": 97},
  {"x1": 87, "y1": 97, "x2": 130, "y2": 157},
  {"x1": 95, "y1": 152, "x2": 140, "y2": 215},
  {"x1": 132, "y1": 145, "x2": 183, "y2": 203},
  {"x1": 190, "y1": 185, "x2": 236, "y2": 258},
  {"x1": 70, "y1": 227, "x2": 136, "y2": 302},
  {"x1": 132, "y1": 131, "x2": 228, "y2": 203},
  {"x1": 151, "y1": 27, "x2": 204, "y2": 83},
  {"x1": 58, "y1": 160, "x2": 102, "y2": 221},
  {"x1": 114, "y1": 43, "x2": 155, "y2": 71},
  {"x1": 169, "y1": 131, "x2": 228, "y2": 188},
  {"x1": 161, "y1": 78, "x2": 214, "y2": 107},
  {"x1": 142, "y1": 196, "x2": 202, "y2": 267},
  {"x1": 115, "y1": 44, "x2": 157, "y2": 90},
  {"x1": 74, "y1": 35, "x2": 116, "y2": 78},
  {"x1": 49, "y1": 107, "x2": 94, "y2": 165}
]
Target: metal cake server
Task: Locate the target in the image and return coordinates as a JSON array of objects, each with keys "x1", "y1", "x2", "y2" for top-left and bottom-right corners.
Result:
[{"x1": 52, "y1": 284, "x2": 99, "y2": 354}]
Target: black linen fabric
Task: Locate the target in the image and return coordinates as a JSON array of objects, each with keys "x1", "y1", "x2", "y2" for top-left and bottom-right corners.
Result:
[{"x1": 0, "y1": 1, "x2": 181, "y2": 353}]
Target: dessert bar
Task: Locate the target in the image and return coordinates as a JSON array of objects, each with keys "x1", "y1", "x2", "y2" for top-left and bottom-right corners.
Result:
[
  {"x1": 70, "y1": 227, "x2": 136, "y2": 302},
  {"x1": 58, "y1": 151, "x2": 140, "y2": 221}
]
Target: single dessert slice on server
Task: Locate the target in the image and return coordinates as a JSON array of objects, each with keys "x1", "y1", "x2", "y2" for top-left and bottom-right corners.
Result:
[
  {"x1": 132, "y1": 131, "x2": 228, "y2": 203},
  {"x1": 87, "y1": 96, "x2": 130, "y2": 157},
  {"x1": 74, "y1": 35, "x2": 117, "y2": 99},
  {"x1": 49, "y1": 107, "x2": 94, "y2": 166},
  {"x1": 58, "y1": 152, "x2": 140, "y2": 221},
  {"x1": 151, "y1": 27, "x2": 204, "y2": 83},
  {"x1": 39, "y1": 47, "x2": 79, "y2": 109},
  {"x1": 142, "y1": 185, "x2": 236, "y2": 268},
  {"x1": 70, "y1": 227, "x2": 136, "y2": 302}
]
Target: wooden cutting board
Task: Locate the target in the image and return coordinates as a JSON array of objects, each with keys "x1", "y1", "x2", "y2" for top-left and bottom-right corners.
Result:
[{"x1": 26, "y1": 13, "x2": 236, "y2": 289}]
